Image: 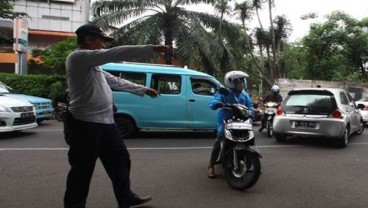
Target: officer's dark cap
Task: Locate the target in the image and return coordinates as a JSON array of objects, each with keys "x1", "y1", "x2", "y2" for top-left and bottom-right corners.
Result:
[{"x1": 75, "y1": 23, "x2": 114, "y2": 42}]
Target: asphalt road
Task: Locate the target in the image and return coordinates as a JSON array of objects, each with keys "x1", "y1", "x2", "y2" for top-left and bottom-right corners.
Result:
[{"x1": 1, "y1": 121, "x2": 368, "y2": 208}]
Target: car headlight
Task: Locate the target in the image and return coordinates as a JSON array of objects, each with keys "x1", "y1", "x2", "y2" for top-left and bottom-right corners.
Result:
[{"x1": 0, "y1": 105, "x2": 11, "y2": 112}]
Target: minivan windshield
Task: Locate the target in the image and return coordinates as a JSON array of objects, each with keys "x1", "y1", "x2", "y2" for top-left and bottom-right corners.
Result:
[{"x1": 283, "y1": 91, "x2": 337, "y2": 115}]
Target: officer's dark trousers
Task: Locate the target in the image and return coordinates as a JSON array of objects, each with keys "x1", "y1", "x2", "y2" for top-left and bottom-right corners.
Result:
[{"x1": 63, "y1": 116, "x2": 133, "y2": 208}]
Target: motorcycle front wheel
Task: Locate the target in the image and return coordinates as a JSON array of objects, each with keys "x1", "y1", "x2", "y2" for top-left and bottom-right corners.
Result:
[
  {"x1": 267, "y1": 120, "x2": 273, "y2": 138},
  {"x1": 224, "y1": 151, "x2": 261, "y2": 190}
]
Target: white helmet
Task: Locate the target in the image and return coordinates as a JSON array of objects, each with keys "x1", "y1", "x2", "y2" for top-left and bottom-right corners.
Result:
[
  {"x1": 271, "y1": 85, "x2": 280, "y2": 94},
  {"x1": 224, "y1": 71, "x2": 249, "y2": 88}
]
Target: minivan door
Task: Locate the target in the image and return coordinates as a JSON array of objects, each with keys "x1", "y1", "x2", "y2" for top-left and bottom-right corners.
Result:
[
  {"x1": 144, "y1": 73, "x2": 188, "y2": 128},
  {"x1": 187, "y1": 77, "x2": 220, "y2": 129}
]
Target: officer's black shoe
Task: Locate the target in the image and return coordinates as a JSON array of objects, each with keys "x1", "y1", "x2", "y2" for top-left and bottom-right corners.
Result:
[{"x1": 127, "y1": 194, "x2": 152, "y2": 207}]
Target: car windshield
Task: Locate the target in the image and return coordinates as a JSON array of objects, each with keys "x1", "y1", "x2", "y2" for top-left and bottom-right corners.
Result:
[{"x1": 283, "y1": 92, "x2": 337, "y2": 115}]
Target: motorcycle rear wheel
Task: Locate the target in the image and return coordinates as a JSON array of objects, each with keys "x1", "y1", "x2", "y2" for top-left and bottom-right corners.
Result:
[{"x1": 224, "y1": 152, "x2": 261, "y2": 190}]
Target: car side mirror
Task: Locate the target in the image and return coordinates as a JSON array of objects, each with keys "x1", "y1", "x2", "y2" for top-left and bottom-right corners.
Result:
[
  {"x1": 357, "y1": 103, "x2": 365, "y2": 110},
  {"x1": 218, "y1": 87, "x2": 230, "y2": 96}
]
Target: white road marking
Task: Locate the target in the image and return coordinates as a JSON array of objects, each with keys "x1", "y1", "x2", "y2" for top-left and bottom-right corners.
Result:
[{"x1": 1, "y1": 142, "x2": 368, "y2": 151}]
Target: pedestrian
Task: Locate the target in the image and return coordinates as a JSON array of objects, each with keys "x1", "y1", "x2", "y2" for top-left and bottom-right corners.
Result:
[
  {"x1": 63, "y1": 23, "x2": 169, "y2": 208},
  {"x1": 207, "y1": 71, "x2": 254, "y2": 178}
]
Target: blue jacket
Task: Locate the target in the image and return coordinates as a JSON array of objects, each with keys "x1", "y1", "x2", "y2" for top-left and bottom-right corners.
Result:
[{"x1": 209, "y1": 88, "x2": 254, "y2": 136}]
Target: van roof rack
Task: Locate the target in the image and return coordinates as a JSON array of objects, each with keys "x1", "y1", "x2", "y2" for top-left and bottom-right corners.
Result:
[{"x1": 120, "y1": 61, "x2": 183, "y2": 68}]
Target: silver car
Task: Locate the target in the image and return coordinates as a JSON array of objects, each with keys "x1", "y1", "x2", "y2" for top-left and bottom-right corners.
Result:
[{"x1": 273, "y1": 88, "x2": 364, "y2": 147}]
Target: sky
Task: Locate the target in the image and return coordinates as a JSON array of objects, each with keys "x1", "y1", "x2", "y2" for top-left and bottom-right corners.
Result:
[{"x1": 90, "y1": 0, "x2": 368, "y2": 42}]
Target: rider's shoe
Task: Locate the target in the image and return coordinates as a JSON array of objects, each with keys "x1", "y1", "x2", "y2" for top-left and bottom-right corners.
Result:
[
  {"x1": 258, "y1": 127, "x2": 264, "y2": 132},
  {"x1": 208, "y1": 165, "x2": 216, "y2": 179}
]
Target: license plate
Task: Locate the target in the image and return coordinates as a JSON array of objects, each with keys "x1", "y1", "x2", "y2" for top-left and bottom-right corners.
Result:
[
  {"x1": 42, "y1": 110, "x2": 50, "y2": 115},
  {"x1": 21, "y1": 112, "x2": 34, "y2": 118},
  {"x1": 295, "y1": 121, "x2": 316, "y2": 128},
  {"x1": 235, "y1": 143, "x2": 246, "y2": 150}
]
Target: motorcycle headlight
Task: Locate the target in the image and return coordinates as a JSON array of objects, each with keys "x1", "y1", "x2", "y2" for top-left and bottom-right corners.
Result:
[
  {"x1": 241, "y1": 109, "x2": 250, "y2": 117},
  {"x1": 225, "y1": 129, "x2": 233, "y2": 140}
]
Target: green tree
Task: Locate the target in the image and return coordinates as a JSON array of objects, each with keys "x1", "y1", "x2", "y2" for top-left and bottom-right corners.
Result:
[
  {"x1": 0, "y1": 0, "x2": 25, "y2": 19},
  {"x1": 302, "y1": 11, "x2": 368, "y2": 81},
  {"x1": 91, "y1": 0, "x2": 240, "y2": 74},
  {"x1": 0, "y1": 0, "x2": 26, "y2": 43},
  {"x1": 31, "y1": 37, "x2": 77, "y2": 74}
]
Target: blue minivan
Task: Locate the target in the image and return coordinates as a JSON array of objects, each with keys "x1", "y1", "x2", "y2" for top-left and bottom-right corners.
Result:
[{"x1": 102, "y1": 62, "x2": 223, "y2": 137}]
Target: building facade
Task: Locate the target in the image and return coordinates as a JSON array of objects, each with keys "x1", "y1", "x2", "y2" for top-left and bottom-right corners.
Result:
[{"x1": 0, "y1": 0, "x2": 91, "y2": 73}]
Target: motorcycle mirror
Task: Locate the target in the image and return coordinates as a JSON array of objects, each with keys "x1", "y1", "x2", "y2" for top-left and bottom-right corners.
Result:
[{"x1": 218, "y1": 87, "x2": 230, "y2": 96}]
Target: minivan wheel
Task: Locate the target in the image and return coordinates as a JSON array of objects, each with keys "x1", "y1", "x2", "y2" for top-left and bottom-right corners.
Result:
[
  {"x1": 337, "y1": 127, "x2": 350, "y2": 148},
  {"x1": 274, "y1": 133, "x2": 287, "y2": 142},
  {"x1": 115, "y1": 116, "x2": 137, "y2": 138}
]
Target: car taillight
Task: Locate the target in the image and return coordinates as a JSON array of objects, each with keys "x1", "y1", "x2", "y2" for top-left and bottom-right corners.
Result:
[
  {"x1": 276, "y1": 107, "x2": 284, "y2": 116},
  {"x1": 331, "y1": 109, "x2": 343, "y2": 119},
  {"x1": 365, "y1": 105, "x2": 368, "y2": 110}
]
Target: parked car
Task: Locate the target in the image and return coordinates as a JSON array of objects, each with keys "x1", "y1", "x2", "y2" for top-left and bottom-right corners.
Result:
[
  {"x1": 355, "y1": 97, "x2": 368, "y2": 107},
  {"x1": 273, "y1": 88, "x2": 364, "y2": 147},
  {"x1": 355, "y1": 98, "x2": 368, "y2": 126},
  {"x1": 0, "y1": 94, "x2": 37, "y2": 132},
  {"x1": 101, "y1": 62, "x2": 223, "y2": 137},
  {"x1": 0, "y1": 82, "x2": 54, "y2": 124}
]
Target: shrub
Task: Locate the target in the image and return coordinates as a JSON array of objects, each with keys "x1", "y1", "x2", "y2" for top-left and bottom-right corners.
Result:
[{"x1": 0, "y1": 73, "x2": 67, "y2": 104}]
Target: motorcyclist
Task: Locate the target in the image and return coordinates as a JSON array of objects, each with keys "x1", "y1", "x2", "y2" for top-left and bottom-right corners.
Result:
[
  {"x1": 208, "y1": 71, "x2": 254, "y2": 178},
  {"x1": 259, "y1": 85, "x2": 283, "y2": 132}
]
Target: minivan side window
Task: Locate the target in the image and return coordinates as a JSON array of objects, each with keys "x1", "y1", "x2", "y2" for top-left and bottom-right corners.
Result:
[
  {"x1": 105, "y1": 70, "x2": 147, "y2": 86},
  {"x1": 191, "y1": 78, "x2": 218, "y2": 96},
  {"x1": 151, "y1": 74, "x2": 181, "y2": 94}
]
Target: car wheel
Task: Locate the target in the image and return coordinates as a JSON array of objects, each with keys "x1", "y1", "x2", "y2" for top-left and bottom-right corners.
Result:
[
  {"x1": 274, "y1": 133, "x2": 287, "y2": 142},
  {"x1": 355, "y1": 121, "x2": 365, "y2": 135},
  {"x1": 337, "y1": 126, "x2": 350, "y2": 148},
  {"x1": 114, "y1": 116, "x2": 137, "y2": 138}
]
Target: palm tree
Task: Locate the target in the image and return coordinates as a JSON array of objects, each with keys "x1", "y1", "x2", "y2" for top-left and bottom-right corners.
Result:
[
  {"x1": 273, "y1": 15, "x2": 292, "y2": 77},
  {"x1": 252, "y1": 0, "x2": 265, "y2": 29},
  {"x1": 234, "y1": 1, "x2": 254, "y2": 57},
  {"x1": 91, "y1": 0, "x2": 239, "y2": 71},
  {"x1": 214, "y1": 0, "x2": 232, "y2": 36},
  {"x1": 254, "y1": 28, "x2": 273, "y2": 86}
]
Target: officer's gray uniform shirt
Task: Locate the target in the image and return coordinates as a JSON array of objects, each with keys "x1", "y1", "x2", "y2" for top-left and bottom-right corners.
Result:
[{"x1": 66, "y1": 45, "x2": 154, "y2": 124}]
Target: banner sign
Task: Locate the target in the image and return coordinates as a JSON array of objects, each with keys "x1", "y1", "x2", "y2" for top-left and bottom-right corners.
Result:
[{"x1": 13, "y1": 17, "x2": 28, "y2": 52}]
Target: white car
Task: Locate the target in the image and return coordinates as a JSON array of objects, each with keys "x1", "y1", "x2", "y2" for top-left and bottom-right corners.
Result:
[
  {"x1": 0, "y1": 95, "x2": 37, "y2": 132},
  {"x1": 356, "y1": 98, "x2": 368, "y2": 126}
]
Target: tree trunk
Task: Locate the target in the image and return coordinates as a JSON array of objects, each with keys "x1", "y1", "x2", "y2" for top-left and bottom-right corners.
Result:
[
  {"x1": 268, "y1": 0, "x2": 277, "y2": 82},
  {"x1": 256, "y1": 8, "x2": 264, "y2": 30},
  {"x1": 163, "y1": 24, "x2": 173, "y2": 65}
]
